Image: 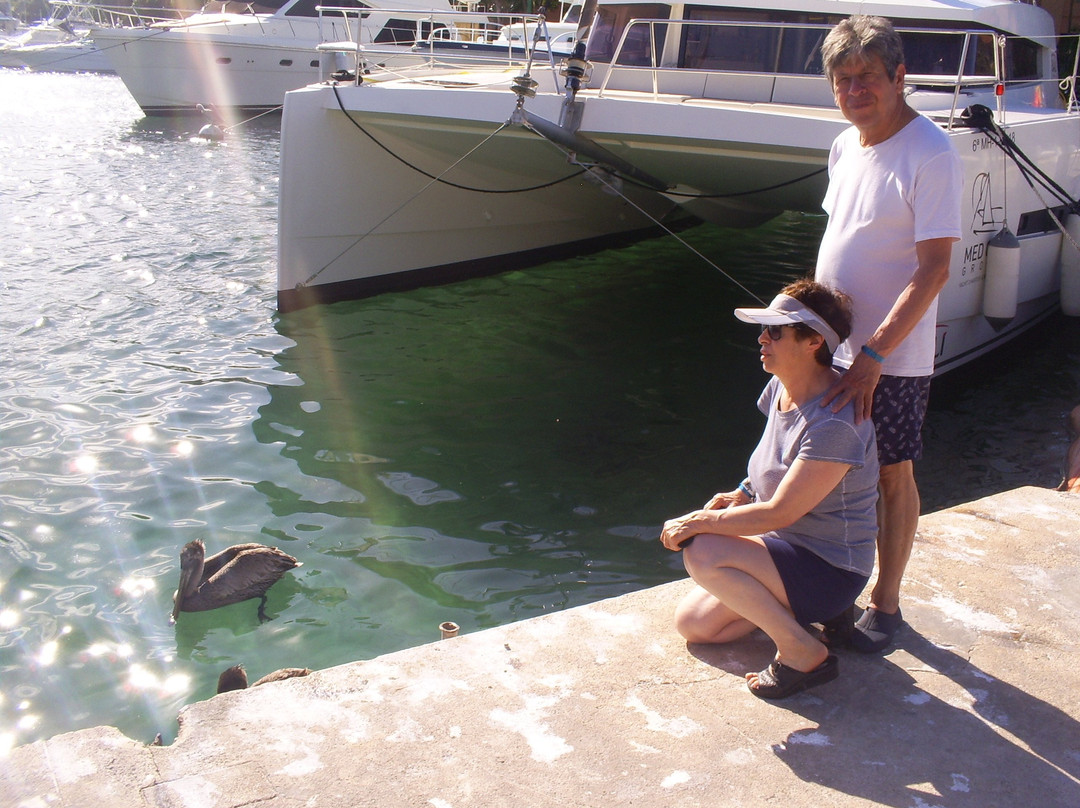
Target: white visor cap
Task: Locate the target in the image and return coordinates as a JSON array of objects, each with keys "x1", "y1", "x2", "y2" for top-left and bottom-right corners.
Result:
[{"x1": 733, "y1": 294, "x2": 842, "y2": 353}]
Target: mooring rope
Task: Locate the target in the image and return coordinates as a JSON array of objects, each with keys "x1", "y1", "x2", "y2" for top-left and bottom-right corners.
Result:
[
  {"x1": 330, "y1": 83, "x2": 584, "y2": 193},
  {"x1": 304, "y1": 83, "x2": 794, "y2": 302},
  {"x1": 221, "y1": 105, "x2": 284, "y2": 132},
  {"x1": 301, "y1": 86, "x2": 557, "y2": 287}
]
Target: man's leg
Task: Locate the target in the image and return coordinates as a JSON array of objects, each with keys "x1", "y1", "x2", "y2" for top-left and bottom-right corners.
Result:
[
  {"x1": 852, "y1": 374, "x2": 930, "y2": 652},
  {"x1": 870, "y1": 459, "x2": 919, "y2": 613}
]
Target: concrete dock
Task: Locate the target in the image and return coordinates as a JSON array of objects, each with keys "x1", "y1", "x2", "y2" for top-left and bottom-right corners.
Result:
[{"x1": 4, "y1": 486, "x2": 1079, "y2": 807}]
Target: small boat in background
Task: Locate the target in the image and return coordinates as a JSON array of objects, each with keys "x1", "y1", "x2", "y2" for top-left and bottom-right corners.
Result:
[
  {"x1": 350, "y1": 1, "x2": 583, "y2": 74},
  {"x1": 0, "y1": 1, "x2": 178, "y2": 73}
]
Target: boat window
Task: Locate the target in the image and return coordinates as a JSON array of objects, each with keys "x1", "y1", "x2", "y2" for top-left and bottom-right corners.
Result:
[
  {"x1": 1005, "y1": 37, "x2": 1040, "y2": 80},
  {"x1": 675, "y1": 8, "x2": 839, "y2": 74},
  {"x1": 586, "y1": 4, "x2": 670, "y2": 65},
  {"x1": 285, "y1": 0, "x2": 371, "y2": 18},
  {"x1": 682, "y1": 9, "x2": 765, "y2": 72},
  {"x1": 900, "y1": 31, "x2": 1042, "y2": 81},
  {"x1": 682, "y1": 22, "x2": 779, "y2": 71},
  {"x1": 374, "y1": 19, "x2": 441, "y2": 45},
  {"x1": 900, "y1": 32, "x2": 980, "y2": 77}
]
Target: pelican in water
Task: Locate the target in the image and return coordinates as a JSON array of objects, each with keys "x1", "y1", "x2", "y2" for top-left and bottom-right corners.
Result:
[
  {"x1": 171, "y1": 539, "x2": 301, "y2": 623},
  {"x1": 216, "y1": 663, "x2": 311, "y2": 694}
]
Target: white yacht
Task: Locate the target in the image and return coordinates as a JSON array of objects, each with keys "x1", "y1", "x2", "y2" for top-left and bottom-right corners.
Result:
[
  {"x1": 0, "y1": 28, "x2": 112, "y2": 73},
  {"x1": 388, "y1": 2, "x2": 582, "y2": 68},
  {"x1": 92, "y1": 0, "x2": 470, "y2": 115},
  {"x1": 0, "y1": 1, "x2": 155, "y2": 73},
  {"x1": 278, "y1": 0, "x2": 1080, "y2": 373}
]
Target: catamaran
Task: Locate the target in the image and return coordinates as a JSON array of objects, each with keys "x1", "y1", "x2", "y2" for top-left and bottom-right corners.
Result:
[{"x1": 278, "y1": 0, "x2": 1080, "y2": 372}]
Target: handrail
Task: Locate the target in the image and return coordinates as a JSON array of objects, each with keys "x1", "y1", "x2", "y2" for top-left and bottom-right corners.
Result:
[
  {"x1": 595, "y1": 17, "x2": 1079, "y2": 124},
  {"x1": 47, "y1": 1, "x2": 190, "y2": 28},
  {"x1": 315, "y1": 6, "x2": 570, "y2": 80}
]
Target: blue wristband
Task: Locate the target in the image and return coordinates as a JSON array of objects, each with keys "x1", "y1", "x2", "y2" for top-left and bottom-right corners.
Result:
[
  {"x1": 737, "y1": 481, "x2": 753, "y2": 500},
  {"x1": 861, "y1": 344, "x2": 885, "y2": 363}
]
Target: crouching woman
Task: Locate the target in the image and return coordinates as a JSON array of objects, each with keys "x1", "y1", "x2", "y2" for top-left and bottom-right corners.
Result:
[{"x1": 660, "y1": 279, "x2": 878, "y2": 699}]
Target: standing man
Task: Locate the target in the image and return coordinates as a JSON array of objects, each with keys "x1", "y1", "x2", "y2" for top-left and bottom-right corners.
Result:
[{"x1": 816, "y1": 16, "x2": 963, "y2": 652}]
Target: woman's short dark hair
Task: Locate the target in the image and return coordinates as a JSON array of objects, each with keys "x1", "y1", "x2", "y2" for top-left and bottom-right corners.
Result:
[{"x1": 781, "y1": 277, "x2": 853, "y2": 366}]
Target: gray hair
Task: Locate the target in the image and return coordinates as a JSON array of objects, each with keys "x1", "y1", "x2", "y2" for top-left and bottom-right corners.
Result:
[{"x1": 821, "y1": 15, "x2": 905, "y2": 86}]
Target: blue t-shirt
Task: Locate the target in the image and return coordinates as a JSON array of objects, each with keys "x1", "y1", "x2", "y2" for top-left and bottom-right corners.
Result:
[{"x1": 747, "y1": 376, "x2": 879, "y2": 575}]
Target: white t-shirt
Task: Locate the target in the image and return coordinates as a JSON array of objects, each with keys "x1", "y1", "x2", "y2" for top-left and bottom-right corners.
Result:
[{"x1": 816, "y1": 114, "x2": 963, "y2": 376}]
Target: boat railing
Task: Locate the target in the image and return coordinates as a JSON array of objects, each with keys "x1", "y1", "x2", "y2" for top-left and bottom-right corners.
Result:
[
  {"x1": 595, "y1": 18, "x2": 1076, "y2": 127},
  {"x1": 315, "y1": 6, "x2": 569, "y2": 80},
  {"x1": 1063, "y1": 33, "x2": 1080, "y2": 113},
  {"x1": 47, "y1": 1, "x2": 190, "y2": 29}
]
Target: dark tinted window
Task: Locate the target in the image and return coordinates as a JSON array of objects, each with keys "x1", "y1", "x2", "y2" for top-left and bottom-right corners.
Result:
[
  {"x1": 1007, "y1": 37, "x2": 1041, "y2": 80},
  {"x1": 285, "y1": 0, "x2": 371, "y2": 17},
  {"x1": 586, "y1": 4, "x2": 670, "y2": 65}
]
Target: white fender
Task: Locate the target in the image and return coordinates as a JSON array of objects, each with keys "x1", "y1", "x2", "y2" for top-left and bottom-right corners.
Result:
[
  {"x1": 1060, "y1": 212, "x2": 1080, "y2": 316},
  {"x1": 982, "y1": 226, "x2": 1020, "y2": 329}
]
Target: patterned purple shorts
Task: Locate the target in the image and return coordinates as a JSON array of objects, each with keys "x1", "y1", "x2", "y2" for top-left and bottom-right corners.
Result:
[{"x1": 872, "y1": 375, "x2": 932, "y2": 466}]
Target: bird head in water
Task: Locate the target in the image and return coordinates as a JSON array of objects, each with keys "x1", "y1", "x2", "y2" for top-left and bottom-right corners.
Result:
[
  {"x1": 217, "y1": 663, "x2": 249, "y2": 693},
  {"x1": 171, "y1": 539, "x2": 207, "y2": 624}
]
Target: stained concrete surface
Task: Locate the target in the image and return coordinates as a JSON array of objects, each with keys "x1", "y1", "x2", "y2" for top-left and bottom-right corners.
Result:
[{"x1": 4, "y1": 486, "x2": 1079, "y2": 807}]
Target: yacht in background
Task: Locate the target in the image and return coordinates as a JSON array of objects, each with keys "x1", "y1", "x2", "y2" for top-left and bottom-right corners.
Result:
[
  {"x1": 92, "y1": 0, "x2": 473, "y2": 115},
  {"x1": 277, "y1": 0, "x2": 1080, "y2": 373},
  {"x1": 0, "y1": 1, "x2": 169, "y2": 73}
]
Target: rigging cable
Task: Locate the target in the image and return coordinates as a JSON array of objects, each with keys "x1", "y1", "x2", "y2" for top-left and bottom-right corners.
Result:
[
  {"x1": 302, "y1": 85, "x2": 582, "y2": 287},
  {"x1": 535, "y1": 153, "x2": 769, "y2": 305},
  {"x1": 964, "y1": 104, "x2": 1078, "y2": 209},
  {"x1": 664, "y1": 167, "x2": 828, "y2": 200},
  {"x1": 963, "y1": 103, "x2": 1080, "y2": 257},
  {"x1": 319, "y1": 83, "x2": 835, "y2": 304},
  {"x1": 330, "y1": 83, "x2": 586, "y2": 193}
]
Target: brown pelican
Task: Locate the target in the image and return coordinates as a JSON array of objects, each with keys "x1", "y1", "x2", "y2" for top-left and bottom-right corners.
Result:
[
  {"x1": 171, "y1": 539, "x2": 301, "y2": 623},
  {"x1": 216, "y1": 663, "x2": 312, "y2": 694}
]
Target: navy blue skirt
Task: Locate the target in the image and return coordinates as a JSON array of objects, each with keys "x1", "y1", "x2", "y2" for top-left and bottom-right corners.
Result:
[{"x1": 763, "y1": 536, "x2": 869, "y2": 626}]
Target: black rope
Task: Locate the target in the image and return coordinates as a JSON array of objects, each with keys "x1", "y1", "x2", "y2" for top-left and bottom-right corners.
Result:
[
  {"x1": 663, "y1": 166, "x2": 828, "y2": 199},
  {"x1": 969, "y1": 105, "x2": 1079, "y2": 211},
  {"x1": 331, "y1": 83, "x2": 586, "y2": 193}
]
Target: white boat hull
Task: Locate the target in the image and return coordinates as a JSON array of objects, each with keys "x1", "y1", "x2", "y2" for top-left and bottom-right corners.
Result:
[
  {"x1": 92, "y1": 4, "x2": 460, "y2": 116},
  {"x1": 0, "y1": 38, "x2": 113, "y2": 73},
  {"x1": 934, "y1": 116, "x2": 1079, "y2": 371},
  {"x1": 278, "y1": 78, "x2": 685, "y2": 309},
  {"x1": 93, "y1": 22, "x2": 333, "y2": 114}
]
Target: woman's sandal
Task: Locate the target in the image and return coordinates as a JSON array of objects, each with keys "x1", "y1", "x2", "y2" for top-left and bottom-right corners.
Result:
[{"x1": 747, "y1": 654, "x2": 839, "y2": 700}]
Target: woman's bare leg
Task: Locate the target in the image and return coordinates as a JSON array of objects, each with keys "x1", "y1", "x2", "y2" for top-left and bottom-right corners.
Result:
[{"x1": 678, "y1": 534, "x2": 827, "y2": 673}]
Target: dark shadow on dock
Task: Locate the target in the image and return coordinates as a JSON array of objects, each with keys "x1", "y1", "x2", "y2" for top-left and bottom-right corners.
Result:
[{"x1": 688, "y1": 628, "x2": 1080, "y2": 806}]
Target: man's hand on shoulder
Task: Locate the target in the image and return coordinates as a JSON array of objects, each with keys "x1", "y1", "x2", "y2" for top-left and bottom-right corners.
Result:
[{"x1": 821, "y1": 352, "x2": 883, "y2": 423}]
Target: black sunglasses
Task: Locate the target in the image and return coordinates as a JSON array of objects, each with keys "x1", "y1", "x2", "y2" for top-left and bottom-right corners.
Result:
[{"x1": 760, "y1": 324, "x2": 788, "y2": 340}]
